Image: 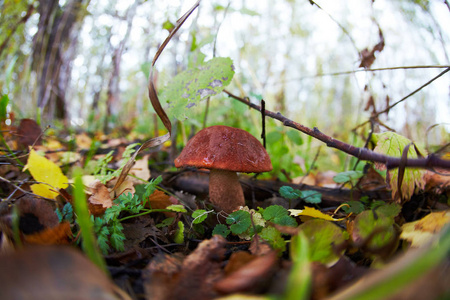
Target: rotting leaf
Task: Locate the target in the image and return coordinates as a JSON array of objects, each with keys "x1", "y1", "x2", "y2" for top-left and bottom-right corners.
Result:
[
  {"x1": 161, "y1": 57, "x2": 235, "y2": 120},
  {"x1": 372, "y1": 132, "x2": 426, "y2": 201}
]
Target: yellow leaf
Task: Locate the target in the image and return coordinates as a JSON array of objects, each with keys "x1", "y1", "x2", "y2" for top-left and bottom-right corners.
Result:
[
  {"x1": 289, "y1": 207, "x2": 344, "y2": 221},
  {"x1": 401, "y1": 210, "x2": 450, "y2": 248},
  {"x1": 24, "y1": 149, "x2": 69, "y2": 199}
]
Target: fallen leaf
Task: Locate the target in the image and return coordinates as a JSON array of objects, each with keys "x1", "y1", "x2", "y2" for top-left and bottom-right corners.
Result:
[
  {"x1": 24, "y1": 149, "x2": 69, "y2": 199},
  {"x1": 0, "y1": 246, "x2": 130, "y2": 299},
  {"x1": 401, "y1": 210, "x2": 450, "y2": 248},
  {"x1": 144, "y1": 235, "x2": 227, "y2": 300},
  {"x1": 129, "y1": 154, "x2": 151, "y2": 183},
  {"x1": 148, "y1": 190, "x2": 176, "y2": 217},
  {"x1": 24, "y1": 222, "x2": 72, "y2": 245},
  {"x1": 88, "y1": 179, "x2": 113, "y2": 216},
  {"x1": 17, "y1": 118, "x2": 42, "y2": 148},
  {"x1": 214, "y1": 251, "x2": 278, "y2": 295},
  {"x1": 289, "y1": 206, "x2": 344, "y2": 221},
  {"x1": 75, "y1": 132, "x2": 92, "y2": 149}
]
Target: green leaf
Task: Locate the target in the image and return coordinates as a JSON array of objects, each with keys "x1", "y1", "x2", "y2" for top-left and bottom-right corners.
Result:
[
  {"x1": 342, "y1": 201, "x2": 365, "y2": 214},
  {"x1": 373, "y1": 132, "x2": 427, "y2": 200},
  {"x1": 286, "y1": 130, "x2": 304, "y2": 145},
  {"x1": 299, "y1": 219, "x2": 347, "y2": 265},
  {"x1": 263, "y1": 205, "x2": 298, "y2": 227},
  {"x1": 192, "y1": 209, "x2": 208, "y2": 224},
  {"x1": 263, "y1": 205, "x2": 289, "y2": 221},
  {"x1": 260, "y1": 226, "x2": 286, "y2": 252},
  {"x1": 279, "y1": 186, "x2": 302, "y2": 200},
  {"x1": 266, "y1": 131, "x2": 283, "y2": 144},
  {"x1": 174, "y1": 221, "x2": 185, "y2": 244},
  {"x1": 286, "y1": 231, "x2": 311, "y2": 300},
  {"x1": 0, "y1": 94, "x2": 9, "y2": 121},
  {"x1": 376, "y1": 203, "x2": 402, "y2": 219},
  {"x1": 73, "y1": 169, "x2": 107, "y2": 273},
  {"x1": 162, "y1": 57, "x2": 235, "y2": 119},
  {"x1": 351, "y1": 210, "x2": 397, "y2": 254},
  {"x1": 166, "y1": 204, "x2": 187, "y2": 213},
  {"x1": 300, "y1": 190, "x2": 322, "y2": 204},
  {"x1": 226, "y1": 210, "x2": 251, "y2": 234},
  {"x1": 212, "y1": 224, "x2": 230, "y2": 238},
  {"x1": 333, "y1": 170, "x2": 364, "y2": 185},
  {"x1": 156, "y1": 217, "x2": 175, "y2": 228}
]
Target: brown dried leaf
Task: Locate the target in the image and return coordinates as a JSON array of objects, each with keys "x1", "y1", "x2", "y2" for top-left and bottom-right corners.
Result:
[
  {"x1": 148, "y1": 190, "x2": 177, "y2": 217},
  {"x1": 17, "y1": 118, "x2": 42, "y2": 148},
  {"x1": 24, "y1": 222, "x2": 72, "y2": 245},
  {"x1": 144, "y1": 235, "x2": 226, "y2": 300},
  {"x1": 0, "y1": 246, "x2": 130, "y2": 299},
  {"x1": 88, "y1": 180, "x2": 112, "y2": 216},
  {"x1": 214, "y1": 251, "x2": 278, "y2": 295}
]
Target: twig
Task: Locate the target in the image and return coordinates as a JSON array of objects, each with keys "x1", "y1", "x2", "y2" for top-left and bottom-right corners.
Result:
[
  {"x1": 276, "y1": 65, "x2": 450, "y2": 84},
  {"x1": 224, "y1": 90, "x2": 450, "y2": 170}
]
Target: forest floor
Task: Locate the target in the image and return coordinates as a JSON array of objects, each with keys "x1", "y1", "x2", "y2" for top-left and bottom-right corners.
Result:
[{"x1": 0, "y1": 119, "x2": 449, "y2": 300}]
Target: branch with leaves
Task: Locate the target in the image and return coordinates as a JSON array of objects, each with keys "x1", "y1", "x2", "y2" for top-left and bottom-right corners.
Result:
[{"x1": 224, "y1": 90, "x2": 450, "y2": 171}]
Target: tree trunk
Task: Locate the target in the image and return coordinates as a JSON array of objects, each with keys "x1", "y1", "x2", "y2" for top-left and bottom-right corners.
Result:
[{"x1": 32, "y1": 0, "x2": 88, "y2": 123}]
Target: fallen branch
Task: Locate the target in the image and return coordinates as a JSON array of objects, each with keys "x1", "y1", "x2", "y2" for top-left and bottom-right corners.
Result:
[{"x1": 224, "y1": 90, "x2": 450, "y2": 171}]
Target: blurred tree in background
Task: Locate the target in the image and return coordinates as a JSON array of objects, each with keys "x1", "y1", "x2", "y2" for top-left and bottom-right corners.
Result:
[{"x1": 0, "y1": 0, "x2": 448, "y2": 174}]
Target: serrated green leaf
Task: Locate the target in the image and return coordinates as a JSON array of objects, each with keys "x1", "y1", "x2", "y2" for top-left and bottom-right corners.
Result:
[
  {"x1": 299, "y1": 219, "x2": 347, "y2": 266},
  {"x1": 260, "y1": 226, "x2": 286, "y2": 252},
  {"x1": 342, "y1": 200, "x2": 365, "y2": 214},
  {"x1": 192, "y1": 209, "x2": 208, "y2": 224},
  {"x1": 286, "y1": 130, "x2": 304, "y2": 145},
  {"x1": 263, "y1": 205, "x2": 289, "y2": 221},
  {"x1": 226, "y1": 210, "x2": 251, "y2": 234},
  {"x1": 212, "y1": 224, "x2": 230, "y2": 238},
  {"x1": 373, "y1": 132, "x2": 426, "y2": 200},
  {"x1": 162, "y1": 57, "x2": 235, "y2": 119},
  {"x1": 166, "y1": 204, "x2": 187, "y2": 213}
]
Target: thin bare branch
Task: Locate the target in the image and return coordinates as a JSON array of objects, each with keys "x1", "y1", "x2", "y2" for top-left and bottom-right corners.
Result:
[{"x1": 224, "y1": 90, "x2": 450, "y2": 171}]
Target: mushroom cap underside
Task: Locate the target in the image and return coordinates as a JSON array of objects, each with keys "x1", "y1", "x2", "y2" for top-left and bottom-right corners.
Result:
[{"x1": 174, "y1": 125, "x2": 272, "y2": 173}]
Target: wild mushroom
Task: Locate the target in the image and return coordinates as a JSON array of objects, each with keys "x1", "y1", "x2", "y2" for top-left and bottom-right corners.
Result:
[{"x1": 174, "y1": 125, "x2": 272, "y2": 213}]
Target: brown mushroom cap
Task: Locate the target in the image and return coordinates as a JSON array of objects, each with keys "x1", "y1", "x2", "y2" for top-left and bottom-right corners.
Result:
[{"x1": 175, "y1": 125, "x2": 272, "y2": 173}]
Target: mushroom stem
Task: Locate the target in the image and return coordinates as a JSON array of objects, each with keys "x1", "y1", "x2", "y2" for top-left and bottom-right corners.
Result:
[{"x1": 209, "y1": 169, "x2": 245, "y2": 214}]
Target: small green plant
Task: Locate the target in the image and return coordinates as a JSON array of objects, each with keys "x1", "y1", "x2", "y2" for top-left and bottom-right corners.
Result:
[
  {"x1": 192, "y1": 205, "x2": 298, "y2": 252},
  {"x1": 93, "y1": 143, "x2": 140, "y2": 183},
  {"x1": 333, "y1": 170, "x2": 364, "y2": 187},
  {"x1": 279, "y1": 186, "x2": 322, "y2": 206},
  {"x1": 91, "y1": 175, "x2": 186, "y2": 254},
  {"x1": 56, "y1": 202, "x2": 74, "y2": 223}
]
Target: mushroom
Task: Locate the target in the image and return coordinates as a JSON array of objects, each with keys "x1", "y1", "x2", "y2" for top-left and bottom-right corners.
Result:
[{"x1": 175, "y1": 125, "x2": 272, "y2": 214}]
